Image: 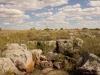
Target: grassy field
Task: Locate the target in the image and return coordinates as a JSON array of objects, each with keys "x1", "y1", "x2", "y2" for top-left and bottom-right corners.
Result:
[{"x1": 0, "y1": 29, "x2": 100, "y2": 57}]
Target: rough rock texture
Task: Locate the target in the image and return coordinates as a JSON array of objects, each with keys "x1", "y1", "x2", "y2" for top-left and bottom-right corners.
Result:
[
  {"x1": 74, "y1": 38, "x2": 84, "y2": 47},
  {"x1": 48, "y1": 41, "x2": 56, "y2": 51},
  {"x1": 39, "y1": 61, "x2": 53, "y2": 69},
  {"x1": 47, "y1": 70, "x2": 69, "y2": 75},
  {"x1": 56, "y1": 39, "x2": 73, "y2": 55},
  {"x1": 76, "y1": 53, "x2": 100, "y2": 75},
  {"x1": 42, "y1": 68, "x2": 53, "y2": 74},
  {"x1": 0, "y1": 58, "x2": 26, "y2": 75},
  {"x1": 30, "y1": 49, "x2": 42, "y2": 65},
  {"x1": 2, "y1": 43, "x2": 35, "y2": 73},
  {"x1": 53, "y1": 62, "x2": 61, "y2": 69},
  {"x1": 45, "y1": 52, "x2": 57, "y2": 61},
  {"x1": 37, "y1": 41, "x2": 56, "y2": 52}
]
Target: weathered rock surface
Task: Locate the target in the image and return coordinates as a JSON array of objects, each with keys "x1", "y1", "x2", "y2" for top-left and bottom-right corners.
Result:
[
  {"x1": 30, "y1": 49, "x2": 42, "y2": 65},
  {"x1": 76, "y1": 53, "x2": 100, "y2": 75},
  {"x1": 42, "y1": 68, "x2": 53, "y2": 74},
  {"x1": 39, "y1": 61, "x2": 53, "y2": 69},
  {"x1": 37, "y1": 41, "x2": 56, "y2": 52},
  {"x1": 2, "y1": 43, "x2": 35, "y2": 73},
  {"x1": 74, "y1": 38, "x2": 84, "y2": 48},
  {"x1": 47, "y1": 70, "x2": 69, "y2": 75},
  {"x1": 45, "y1": 52, "x2": 57, "y2": 61},
  {"x1": 0, "y1": 58, "x2": 26, "y2": 75},
  {"x1": 53, "y1": 62, "x2": 61, "y2": 69},
  {"x1": 56, "y1": 39, "x2": 73, "y2": 55},
  {"x1": 42, "y1": 68, "x2": 68, "y2": 75}
]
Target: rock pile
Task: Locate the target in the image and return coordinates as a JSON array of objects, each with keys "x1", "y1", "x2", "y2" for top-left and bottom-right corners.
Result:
[{"x1": 0, "y1": 37, "x2": 85, "y2": 75}]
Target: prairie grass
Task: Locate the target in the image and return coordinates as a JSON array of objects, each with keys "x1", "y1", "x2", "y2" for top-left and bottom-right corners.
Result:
[
  {"x1": 0, "y1": 29, "x2": 100, "y2": 57},
  {"x1": 0, "y1": 29, "x2": 100, "y2": 74}
]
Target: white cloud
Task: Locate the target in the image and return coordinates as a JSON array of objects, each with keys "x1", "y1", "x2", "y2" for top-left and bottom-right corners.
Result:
[
  {"x1": 74, "y1": 20, "x2": 100, "y2": 29},
  {"x1": 0, "y1": 7, "x2": 30, "y2": 25},
  {"x1": 58, "y1": 4, "x2": 100, "y2": 18},
  {"x1": 0, "y1": 0, "x2": 68, "y2": 25},
  {"x1": 66, "y1": 16, "x2": 83, "y2": 20},
  {"x1": 0, "y1": 0, "x2": 68, "y2": 11},
  {"x1": 58, "y1": 4, "x2": 81, "y2": 11},
  {"x1": 85, "y1": 17, "x2": 92, "y2": 19},
  {"x1": 33, "y1": 12, "x2": 53, "y2": 17},
  {"x1": 89, "y1": 1, "x2": 100, "y2": 7},
  {"x1": 41, "y1": 4, "x2": 100, "y2": 29}
]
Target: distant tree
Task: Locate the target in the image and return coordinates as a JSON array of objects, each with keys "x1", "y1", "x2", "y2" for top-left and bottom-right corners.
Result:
[
  {"x1": 44, "y1": 28, "x2": 50, "y2": 31},
  {"x1": 55, "y1": 29, "x2": 58, "y2": 30},
  {"x1": 82, "y1": 28, "x2": 89, "y2": 30},
  {"x1": 60, "y1": 28, "x2": 64, "y2": 30},
  {"x1": 95, "y1": 28, "x2": 100, "y2": 30},
  {"x1": 30, "y1": 27, "x2": 36, "y2": 30},
  {"x1": 0, "y1": 28, "x2": 2, "y2": 30}
]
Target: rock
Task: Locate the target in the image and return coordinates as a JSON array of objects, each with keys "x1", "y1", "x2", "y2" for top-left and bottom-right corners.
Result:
[
  {"x1": 42, "y1": 68, "x2": 53, "y2": 74},
  {"x1": 31, "y1": 69, "x2": 43, "y2": 75},
  {"x1": 0, "y1": 58, "x2": 26, "y2": 75},
  {"x1": 76, "y1": 52, "x2": 100, "y2": 75},
  {"x1": 40, "y1": 55, "x2": 47, "y2": 61},
  {"x1": 46, "y1": 52, "x2": 58, "y2": 61},
  {"x1": 27, "y1": 41, "x2": 56, "y2": 52},
  {"x1": 74, "y1": 38, "x2": 84, "y2": 47},
  {"x1": 30, "y1": 49, "x2": 42, "y2": 65},
  {"x1": 37, "y1": 41, "x2": 56, "y2": 53},
  {"x1": 15, "y1": 60, "x2": 26, "y2": 72},
  {"x1": 48, "y1": 41, "x2": 56, "y2": 52},
  {"x1": 47, "y1": 70, "x2": 69, "y2": 75},
  {"x1": 69, "y1": 33, "x2": 75, "y2": 40},
  {"x1": 27, "y1": 41, "x2": 37, "y2": 45},
  {"x1": 40, "y1": 61, "x2": 53, "y2": 69},
  {"x1": 2, "y1": 43, "x2": 35, "y2": 73},
  {"x1": 65, "y1": 56, "x2": 76, "y2": 63},
  {"x1": 53, "y1": 62, "x2": 62, "y2": 69},
  {"x1": 56, "y1": 39, "x2": 73, "y2": 55}
]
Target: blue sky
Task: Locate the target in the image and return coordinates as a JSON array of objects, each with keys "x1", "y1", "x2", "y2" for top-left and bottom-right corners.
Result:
[{"x1": 0, "y1": 0, "x2": 100, "y2": 30}]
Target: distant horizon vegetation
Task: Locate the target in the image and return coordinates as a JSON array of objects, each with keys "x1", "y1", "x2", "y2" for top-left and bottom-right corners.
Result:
[{"x1": 0, "y1": 27, "x2": 100, "y2": 31}]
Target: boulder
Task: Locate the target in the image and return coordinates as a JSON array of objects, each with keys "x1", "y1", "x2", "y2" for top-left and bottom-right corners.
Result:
[
  {"x1": 37, "y1": 41, "x2": 56, "y2": 53},
  {"x1": 2, "y1": 43, "x2": 35, "y2": 73},
  {"x1": 76, "y1": 53, "x2": 100, "y2": 75},
  {"x1": 30, "y1": 49, "x2": 42, "y2": 65},
  {"x1": 56, "y1": 39, "x2": 73, "y2": 55},
  {"x1": 0, "y1": 58, "x2": 26, "y2": 75}
]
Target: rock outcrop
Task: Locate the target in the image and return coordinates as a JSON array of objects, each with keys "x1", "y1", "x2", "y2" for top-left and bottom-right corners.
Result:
[
  {"x1": 56, "y1": 39, "x2": 73, "y2": 55},
  {"x1": 0, "y1": 58, "x2": 26, "y2": 75},
  {"x1": 1, "y1": 43, "x2": 35, "y2": 74},
  {"x1": 76, "y1": 53, "x2": 100, "y2": 75}
]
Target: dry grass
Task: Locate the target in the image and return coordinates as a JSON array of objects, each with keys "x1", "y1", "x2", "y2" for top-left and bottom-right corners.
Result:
[{"x1": 0, "y1": 29, "x2": 100, "y2": 56}]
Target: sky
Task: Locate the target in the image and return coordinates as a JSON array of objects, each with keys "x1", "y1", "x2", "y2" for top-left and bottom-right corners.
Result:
[{"x1": 0, "y1": 0, "x2": 100, "y2": 30}]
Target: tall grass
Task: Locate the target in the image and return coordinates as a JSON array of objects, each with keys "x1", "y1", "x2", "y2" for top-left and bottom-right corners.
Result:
[{"x1": 0, "y1": 29, "x2": 100, "y2": 57}]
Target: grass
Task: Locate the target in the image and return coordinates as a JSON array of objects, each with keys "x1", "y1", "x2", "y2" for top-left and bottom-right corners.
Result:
[
  {"x1": 0, "y1": 29, "x2": 100, "y2": 56},
  {"x1": 0, "y1": 29, "x2": 100, "y2": 74}
]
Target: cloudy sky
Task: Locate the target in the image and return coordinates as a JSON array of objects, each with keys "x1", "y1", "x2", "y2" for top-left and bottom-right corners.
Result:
[{"x1": 0, "y1": 0, "x2": 100, "y2": 30}]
